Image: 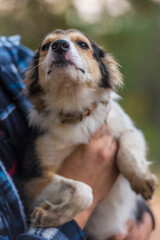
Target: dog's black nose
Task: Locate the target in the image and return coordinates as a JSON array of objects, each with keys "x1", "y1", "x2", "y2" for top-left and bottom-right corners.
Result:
[{"x1": 51, "y1": 40, "x2": 70, "y2": 54}]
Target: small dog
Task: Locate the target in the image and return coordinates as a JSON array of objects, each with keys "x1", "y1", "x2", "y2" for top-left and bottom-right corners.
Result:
[{"x1": 22, "y1": 29, "x2": 157, "y2": 239}]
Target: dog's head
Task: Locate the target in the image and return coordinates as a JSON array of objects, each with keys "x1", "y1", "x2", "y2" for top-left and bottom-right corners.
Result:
[{"x1": 25, "y1": 29, "x2": 122, "y2": 112}]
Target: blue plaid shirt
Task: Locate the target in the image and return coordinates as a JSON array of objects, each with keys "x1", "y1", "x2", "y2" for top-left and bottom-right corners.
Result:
[{"x1": 0, "y1": 35, "x2": 87, "y2": 240}]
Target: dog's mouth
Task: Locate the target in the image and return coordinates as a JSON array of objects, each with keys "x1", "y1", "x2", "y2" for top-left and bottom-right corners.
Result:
[
  {"x1": 52, "y1": 58, "x2": 73, "y2": 68},
  {"x1": 47, "y1": 58, "x2": 85, "y2": 75}
]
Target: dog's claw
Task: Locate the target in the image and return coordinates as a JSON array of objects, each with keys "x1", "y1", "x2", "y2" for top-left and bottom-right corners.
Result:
[{"x1": 31, "y1": 202, "x2": 55, "y2": 227}]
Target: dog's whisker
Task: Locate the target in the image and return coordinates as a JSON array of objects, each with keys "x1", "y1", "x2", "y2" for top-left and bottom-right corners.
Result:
[
  {"x1": 29, "y1": 61, "x2": 44, "y2": 72},
  {"x1": 28, "y1": 58, "x2": 44, "y2": 67},
  {"x1": 20, "y1": 58, "x2": 45, "y2": 74}
]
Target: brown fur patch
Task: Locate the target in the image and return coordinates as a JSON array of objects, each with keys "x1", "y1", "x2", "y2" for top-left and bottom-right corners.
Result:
[
  {"x1": 25, "y1": 176, "x2": 52, "y2": 201},
  {"x1": 25, "y1": 166, "x2": 56, "y2": 202}
]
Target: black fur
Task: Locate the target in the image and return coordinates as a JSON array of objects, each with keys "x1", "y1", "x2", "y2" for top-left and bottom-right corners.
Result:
[
  {"x1": 16, "y1": 128, "x2": 44, "y2": 218},
  {"x1": 86, "y1": 37, "x2": 111, "y2": 89},
  {"x1": 17, "y1": 128, "x2": 43, "y2": 180}
]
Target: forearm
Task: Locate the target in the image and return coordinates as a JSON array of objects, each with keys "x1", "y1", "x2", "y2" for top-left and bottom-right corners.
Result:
[{"x1": 74, "y1": 200, "x2": 97, "y2": 229}]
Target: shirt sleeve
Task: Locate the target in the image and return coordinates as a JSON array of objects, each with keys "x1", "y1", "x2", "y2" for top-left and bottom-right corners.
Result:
[{"x1": 17, "y1": 220, "x2": 87, "y2": 240}]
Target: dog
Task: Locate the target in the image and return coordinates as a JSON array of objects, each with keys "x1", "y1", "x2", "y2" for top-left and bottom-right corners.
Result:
[{"x1": 21, "y1": 29, "x2": 157, "y2": 239}]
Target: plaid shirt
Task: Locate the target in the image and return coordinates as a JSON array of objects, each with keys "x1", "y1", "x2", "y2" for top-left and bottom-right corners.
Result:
[{"x1": 0, "y1": 36, "x2": 87, "y2": 240}]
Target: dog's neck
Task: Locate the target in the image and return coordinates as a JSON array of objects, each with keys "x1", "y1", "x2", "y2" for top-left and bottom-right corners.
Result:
[
  {"x1": 31, "y1": 83, "x2": 111, "y2": 131},
  {"x1": 59, "y1": 100, "x2": 108, "y2": 124},
  {"x1": 29, "y1": 87, "x2": 111, "y2": 132},
  {"x1": 44, "y1": 83, "x2": 110, "y2": 113}
]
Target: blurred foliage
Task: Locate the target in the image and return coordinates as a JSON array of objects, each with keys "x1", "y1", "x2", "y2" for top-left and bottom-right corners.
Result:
[{"x1": 0, "y1": 0, "x2": 159, "y2": 164}]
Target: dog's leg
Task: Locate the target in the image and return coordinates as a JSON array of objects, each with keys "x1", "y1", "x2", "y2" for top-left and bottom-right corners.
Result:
[
  {"x1": 85, "y1": 175, "x2": 137, "y2": 240},
  {"x1": 22, "y1": 133, "x2": 92, "y2": 227},
  {"x1": 117, "y1": 129, "x2": 157, "y2": 199},
  {"x1": 25, "y1": 173, "x2": 93, "y2": 227},
  {"x1": 108, "y1": 101, "x2": 157, "y2": 200}
]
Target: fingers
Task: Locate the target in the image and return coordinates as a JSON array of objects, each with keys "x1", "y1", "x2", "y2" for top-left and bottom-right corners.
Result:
[
  {"x1": 138, "y1": 213, "x2": 152, "y2": 237},
  {"x1": 93, "y1": 135, "x2": 118, "y2": 169},
  {"x1": 108, "y1": 213, "x2": 152, "y2": 240},
  {"x1": 102, "y1": 135, "x2": 118, "y2": 164},
  {"x1": 91, "y1": 125, "x2": 118, "y2": 156},
  {"x1": 107, "y1": 234, "x2": 126, "y2": 240},
  {"x1": 92, "y1": 125, "x2": 106, "y2": 140},
  {"x1": 125, "y1": 213, "x2": 152, "y2": 240},
  {"x1": 126, "y1": 220, "x2": 135, "y2": 232}
]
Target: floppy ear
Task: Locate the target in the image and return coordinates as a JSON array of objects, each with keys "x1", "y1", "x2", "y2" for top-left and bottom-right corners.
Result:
[
  {"x1": 91, "y1": 41, "x2": 123, "y2": 90},
  {"x1": 102, "y1": 53, "x2": 123, "y2": 90},
  {"x1": 24, "y1": 49, "x2": 44, "y2": 112}
]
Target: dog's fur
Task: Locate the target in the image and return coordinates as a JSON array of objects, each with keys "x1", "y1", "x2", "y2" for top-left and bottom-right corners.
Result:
[{"x1": 21, "y1": 29, "x2": 157, "y2": 239}]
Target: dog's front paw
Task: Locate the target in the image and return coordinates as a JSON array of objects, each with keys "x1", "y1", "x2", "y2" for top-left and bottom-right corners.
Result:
[
  {"x1": 31, "y1": 181, "x2": 93, "y2": 228},
  {"x1": 31, "y1": 200, "x2": 75, "y2": 227},
  {"x1": 130, "y1": 172, "x2": 157, "y2": 200},
  {"x1": 74, "y1": 181, "x2": 93, "y2": 210}
]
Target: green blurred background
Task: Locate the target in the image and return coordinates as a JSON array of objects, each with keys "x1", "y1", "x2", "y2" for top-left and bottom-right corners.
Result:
[{"x1": 0, "y1": 0, "x2": 159, "y2": 171}]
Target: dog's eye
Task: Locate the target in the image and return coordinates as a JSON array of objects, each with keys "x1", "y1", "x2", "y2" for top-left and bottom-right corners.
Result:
[
  {"x1": 41, "y1": 42, "x2": 51, "y2": 51},
  {"x1": 77, "y1": 41, "x2": 89, "y2": 50}
]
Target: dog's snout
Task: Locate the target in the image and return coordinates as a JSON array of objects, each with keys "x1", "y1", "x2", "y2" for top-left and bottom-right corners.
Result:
[{"x1": 51, "y1": 40, "x2": 70, "y2": 54}]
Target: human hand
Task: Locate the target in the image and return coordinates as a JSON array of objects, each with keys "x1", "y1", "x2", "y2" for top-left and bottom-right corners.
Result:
[
  {"x1": 108, "y1": 212, "x2": 152, "y2": 240},
  {"x1": 59, "y1": 126, "x2": 119, "y2": 206},
  {"x1": 58, "y1": 126, "x2": 119, "y2": 228}
]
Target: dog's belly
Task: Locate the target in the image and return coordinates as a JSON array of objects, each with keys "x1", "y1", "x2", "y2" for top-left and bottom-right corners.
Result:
[{"x1": 85, "y1": 174, "x2": 137, "y2": 240}]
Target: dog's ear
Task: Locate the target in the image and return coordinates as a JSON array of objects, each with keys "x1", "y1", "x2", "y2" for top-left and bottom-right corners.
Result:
[
  {"x1": 91, "y1": 42, "x2": 123, "y2": 90},
  {"x1": 102, "y1": 53, "x2": 123, "y2": 90},
  {"x1": 24, "y1": 49, "x2": 44, "y2": 112}
]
